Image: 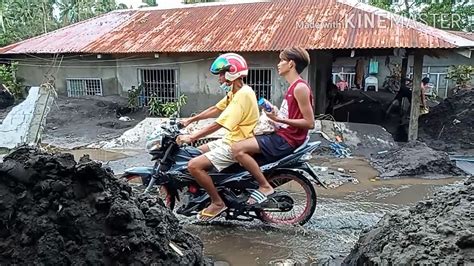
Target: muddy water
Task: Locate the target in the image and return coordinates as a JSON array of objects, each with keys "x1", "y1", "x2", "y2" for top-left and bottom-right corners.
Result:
[
  {"x1": 57, "y1": 150, "x2": 465, "y2": 265},
  {"x1": 185, "y1": 157, "x2": 464, "y2": 265}
]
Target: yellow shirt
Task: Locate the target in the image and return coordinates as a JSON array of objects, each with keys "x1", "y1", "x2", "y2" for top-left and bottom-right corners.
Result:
[{"x1": 215, "y1": 85, "x2": 259, "y2": 144}]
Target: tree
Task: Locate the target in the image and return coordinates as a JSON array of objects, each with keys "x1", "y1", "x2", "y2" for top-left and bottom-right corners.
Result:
[
  {"x1": 183, "y1": 0, "x2": 217, "y2": 4},
  {"x1": 369, "y1": 0, "x2": 473, "y2": 32},
  {"x1": 143, "y1": 0, "x2": 157, "y2": 6},
  {"x1": 0, "y1": 0, "x2": 134, "y2": 47}
]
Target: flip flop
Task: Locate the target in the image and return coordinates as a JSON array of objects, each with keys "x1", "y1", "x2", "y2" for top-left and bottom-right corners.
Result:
[
  {"x1": 196, "y1": 206, "x2": 228, "y2": 222},
  {"x1": 247, "y1": 189, "x2": 274, "y2": 206}
]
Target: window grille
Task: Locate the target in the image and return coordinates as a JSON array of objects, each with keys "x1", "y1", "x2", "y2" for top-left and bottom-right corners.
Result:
[
  {"x1": 244, "y1": 68, "x2": 273, "y2": 100},
  {"x1": 66, "y1": 78, "x2": 103, "y2": 97},
  {"x1": 139, "y1": 68, "x2": 179, "y2": 106}
]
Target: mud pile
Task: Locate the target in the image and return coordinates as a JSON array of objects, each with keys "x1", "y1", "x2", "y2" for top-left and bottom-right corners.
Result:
[
  {"x1": 344, "y1": 177, "x2": 474, "y2": 264},
  {"x1": 419, "y1": 89, "x2": 474, "y2": 152},
  {"x1": 370, "y1": 141, "x2": 465, "y2": 178},
  {"x1": 0, "y1": 147, "x2": 206, "y2": 265},
  {"x1": 43, "y1": 96, "x2": 146, "y2": 149}
]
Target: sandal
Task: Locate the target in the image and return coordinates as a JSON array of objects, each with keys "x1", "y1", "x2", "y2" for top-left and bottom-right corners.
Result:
[
  {"x1": 196, "y1": 206, "x2": 228, "y2": 222},
  {"x1": 247, "y1": 189, "x2": 274, "y2": 206}
]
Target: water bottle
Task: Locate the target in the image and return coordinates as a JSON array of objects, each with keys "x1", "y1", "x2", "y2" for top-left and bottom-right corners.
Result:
[{"x1": 258, "y1": 97, "x2": 273, "y2": 112}]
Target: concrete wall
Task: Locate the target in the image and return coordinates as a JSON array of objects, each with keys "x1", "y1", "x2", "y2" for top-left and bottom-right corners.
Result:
[
  {"x1": 13, "y1": 52, "x2": 291, "y2": 116},
  {"x1": 16, "y1": 56, "x2": 117, "y2": 96}
]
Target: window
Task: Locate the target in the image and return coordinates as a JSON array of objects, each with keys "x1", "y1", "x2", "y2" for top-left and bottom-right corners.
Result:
[
  {"x1": 139, "y1": 68, "x2": 179, "y2": 106},
  {"x1": 66, "y1": 78, "x2": 103, "y2": 97},
  {"x1": 244, "y1": 68, "x2": 273, "y2": 100}
]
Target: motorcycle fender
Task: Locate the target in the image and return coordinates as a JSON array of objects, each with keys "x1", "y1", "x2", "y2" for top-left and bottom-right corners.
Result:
[{"x1": 278, "y1": 164, "x2": 328, "y2": 189}]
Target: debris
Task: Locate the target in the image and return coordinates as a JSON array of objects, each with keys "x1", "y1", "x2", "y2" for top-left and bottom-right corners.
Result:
[
  {"x1": 377, "y1": 150, "x2": 388, "y2": 155},
  {"x1": 119, "y1": 116, "x2": 132, "y2": 122},
  {"x1": 453, "y1": 119, "x2": 461, "y2": 125},
  {"x1": 370, "y1": 141, "x2": 465, "y2": 178},
  {"x1": 330, "y1": 142, "x2": 352, "y2": 158},
  {"x1": 344, "y1": 177, "x2": 474, "y2": 264},
  {"x1": 169, "y1": 242, "x2": 184, "y2": 256},
  {"x1": 0, "y1": 146, "x2": 206, "y2": 265},
  {"x1": 311, "y1": 164, "x2": 358, "y2": 188}
]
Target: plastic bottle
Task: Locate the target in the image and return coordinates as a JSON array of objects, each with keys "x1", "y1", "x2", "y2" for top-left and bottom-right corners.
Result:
[{"x1": 258, "y1": 97, "x2": 273, "y2": 112}]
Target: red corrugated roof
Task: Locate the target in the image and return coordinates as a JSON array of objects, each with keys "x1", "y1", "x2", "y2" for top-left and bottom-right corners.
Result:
[{"x1": 1, "y1": 0, "x2": 473, "y2": 54}]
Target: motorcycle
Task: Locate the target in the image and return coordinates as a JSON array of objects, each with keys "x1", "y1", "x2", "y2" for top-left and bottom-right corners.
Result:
[{"x1": 122, "y1": 119, "x2": 326, "y2": 225}]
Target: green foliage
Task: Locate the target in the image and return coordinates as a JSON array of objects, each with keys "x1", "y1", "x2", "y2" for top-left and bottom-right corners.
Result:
[
  {"x1": 127, "y1": 84, "x2": 142, "y2": 110},
  {"x1": 143, "y1": 0, "x2": 157, "y2": 6},
  {"x1": 368, "y1": 0, "x2": 473, "y2": 31},
  {"x1": 148, "y1": 95, "x2": 161, "y2": 117},
  {"x1": 0, "y1": 0, "x2": 132, "y2": 47},
  {"x1": 182, "y1": 0, "x2": 216, "y2": 4},
  {"x1": 0, "y1": 62, "x2": 23, "y2": 99},
  {"x1": 147, "y1": 94, "x2": 188, "y2": 118},
  {"x1": 369, "y1": 0, "x2": 393, "y2": 11},
  {"x1": 446, "y1": 65, "x2": 474, "y2": 89}
]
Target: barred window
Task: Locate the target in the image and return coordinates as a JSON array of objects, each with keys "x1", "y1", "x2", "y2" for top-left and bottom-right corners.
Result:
[
  {"x1": 139, "y1": 68, "x2": 179, "y2": 106},
  {"x1": 244, "y1": 68, "x2": 273, "y2": 100},
  {"x1": 66, "y1": 78, "x2": 102, "y2": 97}
]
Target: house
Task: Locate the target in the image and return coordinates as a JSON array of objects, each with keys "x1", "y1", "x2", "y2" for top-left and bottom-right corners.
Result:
[{"x1": 0, "y1": 0, "x2": 473, "y2": 121}]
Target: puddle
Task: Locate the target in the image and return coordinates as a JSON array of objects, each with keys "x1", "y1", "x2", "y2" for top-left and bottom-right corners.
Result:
[
  {"x1": 186, "y1": 199, "x2": 399, "y2": 265},
  {"x1": 65, "y1": 148, "x2": 128, "y2": 162}
]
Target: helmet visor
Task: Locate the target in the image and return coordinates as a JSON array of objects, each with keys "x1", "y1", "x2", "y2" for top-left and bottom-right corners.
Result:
[{"x1": 210, "y1": 57, "x2": 229, "y2": 75}]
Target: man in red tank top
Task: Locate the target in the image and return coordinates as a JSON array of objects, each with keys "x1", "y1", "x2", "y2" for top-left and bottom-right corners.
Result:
[{"x1": 231, "y1": 47, "x2": 315, "y2": 205}]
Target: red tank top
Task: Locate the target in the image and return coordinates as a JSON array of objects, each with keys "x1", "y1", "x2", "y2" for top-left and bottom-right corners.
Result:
[{"x1": 276, "y1": 79, "x2": 313, "y2": 148}]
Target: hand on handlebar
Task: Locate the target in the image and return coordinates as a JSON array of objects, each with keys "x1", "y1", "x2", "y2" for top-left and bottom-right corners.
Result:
[
  {"x1": 176, "y1": 134, "x2": 193, "y2": 145},
  {"x1": 179, "y1": 118, "x2": 192, "y2": 128}
]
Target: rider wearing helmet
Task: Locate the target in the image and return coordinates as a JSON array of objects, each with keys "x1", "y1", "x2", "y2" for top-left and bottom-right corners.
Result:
[{"x1": 177, "y1": 53, "x2": 259, "y2": 221}]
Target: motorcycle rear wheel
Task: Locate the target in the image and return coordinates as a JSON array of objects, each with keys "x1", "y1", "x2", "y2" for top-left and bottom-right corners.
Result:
[{"x1": 257, "y1": 170, "x2": 317, "y2": 225}]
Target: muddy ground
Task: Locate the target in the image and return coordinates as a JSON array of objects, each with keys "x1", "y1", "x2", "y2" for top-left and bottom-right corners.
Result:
[
  {"x1": 419, "y1": 89, "x2": 474, "y2": 153},
  {"x1": 344, "y1": 176, "x2": 474, "y2": 264},
  {"x1": 0, "y1": 147, "x2": 206, "y2": 265},
  {"x1": 42, "y1": 96, "x2": 146, "y2": 149}
]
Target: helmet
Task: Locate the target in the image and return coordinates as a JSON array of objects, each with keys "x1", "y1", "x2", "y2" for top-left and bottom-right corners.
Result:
[{"x1": 209, "y1": 53, "x2": 248, "y2": 81}]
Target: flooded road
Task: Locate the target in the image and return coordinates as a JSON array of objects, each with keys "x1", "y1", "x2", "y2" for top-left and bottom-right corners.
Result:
[
  {"x1": 62, "y1": 149, "x2": 466, "y2": 264},
  {"x1": 185, "y1": 157, "x2": 464, "y2": 265}
]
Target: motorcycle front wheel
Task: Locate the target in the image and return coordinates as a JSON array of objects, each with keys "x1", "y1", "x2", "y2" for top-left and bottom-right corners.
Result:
[
  {"x1": 257, "y1": 170, "x2": 317, "y2": 225},
  {"x1": 125, "y1": 174, "x2": 177, "y2": 210}
]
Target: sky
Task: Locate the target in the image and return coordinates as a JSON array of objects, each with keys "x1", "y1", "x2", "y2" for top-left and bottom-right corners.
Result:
[{"x1": 117, "y1": 0, "x2": 184, "y2": 9}]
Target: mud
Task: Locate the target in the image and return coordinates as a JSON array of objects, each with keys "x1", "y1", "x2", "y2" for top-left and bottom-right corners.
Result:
[
  {"x1": 370, "y1": 141, "x2": 465, "y2": 178},
  {"x1": 43, "y1": 96, "x2": 146, "y2": 148},
  {"x1": 0, "y1": 146, "x2": 206, "y2": 265},
  {"x1": 344, "y1": 177, "x2": 474, "y2": 265},
  {"x1": 419, "y1": 89, "x2": 474, "y2": 153}
]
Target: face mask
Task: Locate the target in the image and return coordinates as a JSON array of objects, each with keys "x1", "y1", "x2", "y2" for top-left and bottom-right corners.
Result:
[{"x1": 219, "y1": 83, "x2": 232, "y2": 93}]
